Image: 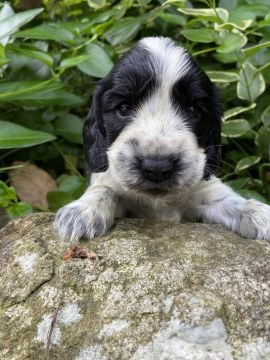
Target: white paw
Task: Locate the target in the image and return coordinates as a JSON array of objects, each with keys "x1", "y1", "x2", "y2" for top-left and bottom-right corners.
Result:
[
  {"x1": 54, "y1": 187, "x2": 117, "y2": 242},
  {"x1": 239, "y1": 200, "x2": 270, "y2": 241}
]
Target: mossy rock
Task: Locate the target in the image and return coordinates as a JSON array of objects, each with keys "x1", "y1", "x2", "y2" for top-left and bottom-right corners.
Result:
[{"x1": 0, "y1": 213, "x2": 270, "y2": 359}]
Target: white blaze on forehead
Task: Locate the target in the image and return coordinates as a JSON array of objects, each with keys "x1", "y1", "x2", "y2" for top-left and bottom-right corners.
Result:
[
  {"x1": 138, "y1": 37, "x2": 191, "y2": 132},
  {"x1": 139, "y1": 37, "x2": 190, "y2": 84}
]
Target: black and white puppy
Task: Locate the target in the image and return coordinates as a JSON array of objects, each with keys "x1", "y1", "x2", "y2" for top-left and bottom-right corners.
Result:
[{"x1": 55, "y1": 37, "x2": 270, "y2": 242}]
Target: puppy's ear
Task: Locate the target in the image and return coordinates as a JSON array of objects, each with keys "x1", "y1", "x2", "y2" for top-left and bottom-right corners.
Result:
[
  {"x1": 203, "y1": 89, "x2": 222, "y2": 179},
  {"x1": 83, "y1": 84, "x2": 108, "y2": 173}
]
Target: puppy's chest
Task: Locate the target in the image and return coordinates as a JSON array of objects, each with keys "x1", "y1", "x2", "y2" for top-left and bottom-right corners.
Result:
[{"x1": 118, "y1": 194, "x2": 188, "y2": 223}]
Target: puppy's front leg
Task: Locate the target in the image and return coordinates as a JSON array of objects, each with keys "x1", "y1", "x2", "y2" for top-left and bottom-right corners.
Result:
[
  {"x1": 190, "y1": 177, "x2": 270, "y2": 241},
  {"x1": 54, "y1": 185, "x2": 118, "y2": 242}
]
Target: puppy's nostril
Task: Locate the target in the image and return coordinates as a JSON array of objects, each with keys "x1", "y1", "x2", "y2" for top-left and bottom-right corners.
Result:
[
  {"x1": 162, "y1": 170, "x2": 170, "y2": 176},
  {"x1": 141, "y1": 158, "x2": 175, "y2": 182}
]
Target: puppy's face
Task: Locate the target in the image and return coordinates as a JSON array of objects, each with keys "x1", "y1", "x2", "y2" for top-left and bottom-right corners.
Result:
[{"x1": 84, "y1": 37, "x2": 222, "y2": 195}]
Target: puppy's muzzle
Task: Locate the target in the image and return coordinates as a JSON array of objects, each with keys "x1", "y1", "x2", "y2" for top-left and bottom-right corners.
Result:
[{"x1": 139, "y1": 156, "x2": 176, "y2": 183}]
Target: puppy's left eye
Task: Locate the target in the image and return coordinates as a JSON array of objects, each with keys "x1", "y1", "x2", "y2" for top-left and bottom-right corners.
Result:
[
  {"x1": 117, "y1": 103, "x2": 131, "y2": 117},
  {"x1": 187, "y1": 106, "x2": 199, "y2": 117}
]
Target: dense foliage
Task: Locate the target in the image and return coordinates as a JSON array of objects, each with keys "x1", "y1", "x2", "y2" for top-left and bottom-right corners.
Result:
[{"x1": 0, "y1": 0, "x2": 270, "y2": 218}]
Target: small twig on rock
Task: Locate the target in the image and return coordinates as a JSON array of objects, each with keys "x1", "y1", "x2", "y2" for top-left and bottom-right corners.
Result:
[
  {"x1": 46, "y1": 298, "x2": 63, "y2": 360},
  {"x1": 63, "y1": 244, "x2": 103, "y2": 261},
  {"x1": 63, "y1": 244, "x2": 77, "y2": 261}
]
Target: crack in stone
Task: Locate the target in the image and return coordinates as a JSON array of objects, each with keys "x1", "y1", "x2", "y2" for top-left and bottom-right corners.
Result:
[{"x1": 3, "y1": 261, "x2": 55, "y2": 309}]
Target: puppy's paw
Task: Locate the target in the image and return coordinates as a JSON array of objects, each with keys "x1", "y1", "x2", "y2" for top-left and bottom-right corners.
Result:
[
  {"x1": 54, "y1": 187, "x2": 117, "y2": 242},
  {"x1": 239, "y1": 200, "x2": 270, "y2": 241}
]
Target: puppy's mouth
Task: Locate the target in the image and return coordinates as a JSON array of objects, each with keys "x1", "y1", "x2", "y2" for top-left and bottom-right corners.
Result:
[
  {"x1": 127, "y1": 179, "x2": 178, "y2": 196},
  {"x1": 142, "y1": 187, "x2": 170, "y2": 196}
]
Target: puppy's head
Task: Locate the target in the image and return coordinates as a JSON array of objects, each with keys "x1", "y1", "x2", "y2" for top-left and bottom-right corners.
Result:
[{"x1": 84, "y1": 37, "x2": 222, "y2": 195}]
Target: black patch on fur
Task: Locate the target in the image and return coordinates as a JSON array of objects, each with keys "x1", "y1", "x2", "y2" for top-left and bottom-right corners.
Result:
[
  {"x1": 84, "y1": 39, "x2": 222, "y2": 178},
  {"x1": 83, "y1": 83, "x2": 109, "y2": 173},
  {"x1": 171, "y1": 55, "x2": 222, "y2": 179},
  {"x1": 83, "y1": 44, "x2": 157, "y2": 172}
]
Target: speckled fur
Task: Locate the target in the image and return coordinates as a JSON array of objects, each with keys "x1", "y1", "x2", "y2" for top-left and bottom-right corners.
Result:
[{"x1": 55, "y1": 37, "x2": 270, "y2": 242}]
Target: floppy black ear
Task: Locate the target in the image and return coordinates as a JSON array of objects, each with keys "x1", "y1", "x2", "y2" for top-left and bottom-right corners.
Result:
[
  {"x1": 83, "y1": 84, "x2": 108, "y2": 173},
  {"x1": 203, "y1": 88, "x2": 222, "y2": 179}
]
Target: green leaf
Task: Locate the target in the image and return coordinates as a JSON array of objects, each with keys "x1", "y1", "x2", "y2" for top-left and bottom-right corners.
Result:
[
  {"x1": 235, "y1": 155, "x2": 261, "y2": 172},
  {"x1": 0, "y1": 120, "x2": 56, "y2": 149},
  {"x1": 242, "y1": 41, "x2": 270, "y2": 58},
  {"x1": 217, "y1": 32, "x2": 247, "y2": 53},
  {"x1": 0, "y1": 3, "x2": 14, "y2": 46},
  {"x1": 78, "y1": 43, "x2": 114, "y2": 78},
  {"x1": 163, "y1": 0, "x2": 186, "y2": 5},
  {"x1": 206, "y1": 71, "x2": 238, "y2": 83},
  {"x1": 157, "y1": 11, "x2": 185, "y2": 25},
  {"x1": 261, "y1": 105, "x2": 270, "y2": 127},
  {"x1": 104, "y1": 17, "x2": 143, "y2": 46},
  {"x1": 245, "y1": 0, "x2": 269, "y2": 5},
  {"x1": 258, "y1": 18, "x2": 270, "y2": 28},
  {"x1": 237, "y1": 189, "x2": 267, "y2": 203},
  {"x1": 228, "y1": 4, "x2": 268, "y2": 21},
  {"x1": 57, "y1": 175, "x2": 87, "y2": 199},
  {"x1": 81, "y1": 8, "x2": 125, "y2": 34},
  {"x1": 137, "y1": 0, "x2": 152, "y2": 5},
  {"x1": 219, "y1": 0, "x2": 237, "y2": 9},
  {"x1": 0, "y1": 7, "x2": 43, "y2": 43},
  {"x1": 0, "y1": 80, "x2": 61, "y2": 99},
  {"x1": 15, "y1": 23, "x2": 74, "y2": 45},
  {"x1": 237, "y1": 62, "x2": 266, "y2": 102},
  {"x1": 245, "y1": 0, "x2": 269, "y2": 11},
  {"x1": 54, "y1": 114, "x2": 84, "y2": 144},
  {"x1": 47, "y1": 191, "x2": 73, "y2": 211},
  {"x1": 0, "y1": 3, "x2": 14, "y2": 23},
  {"x1": 11, "y1": 110, "x2": 54, "y2": 133},
  {"x1": 177, "y1": 8, "x2": 229, "y2": 23},
  {"x1": 0, "y1": 81, "x2": 84, "y2": 106},
  {"x1": 182, "y1": 29, "x2": 217, "y2": 43},
  {"x1": 5, "y1": 46, "x2": 30, "y2": 71},
  {"x1": 59, "y1": 54, "x2": 90, "y2": 69},
  {"x1": 0, "y1": 44, "x2": 7, "y2": 66},
  {"x1": 87, "y1": 0, "x2": 107, "y2": 9},
  {"x1": 6, "y1": 202, "x2": 32, "y2": 219},
  {"x1": 94, "y1": 20, "x2": 114, "y2": 36},
  {"x1": 15, "y1": 90, "x2": 84, "y2": 106},
  {"x1": 225, "y1": 177, "x2": 249, "y2": 191},
  {"x1": 218, "y1": 19, "x2": 253, "y2": 31},
  {"x1": 224, "y1": 104, "x2": 256, "y2": 120},
  {"x1": 222, "y1": 119, "x2": 251, "y2": 138},
  {"x1": 257, "y1": 126, "x2": 270, "y2": 160},
  {"x1": 213, "y1": 52, "x2": 238, "y2": 64},
  {"x1": 0, "y1": 181, "x2": 17, "y2": 207},
  {"x1": 7, "y1": 43, "x2": 54, "y2": 67}
]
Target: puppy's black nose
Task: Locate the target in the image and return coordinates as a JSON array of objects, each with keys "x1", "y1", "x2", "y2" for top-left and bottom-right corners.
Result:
[{"x1": 141, "y1": 157, "x2": 175, "y2": 182}]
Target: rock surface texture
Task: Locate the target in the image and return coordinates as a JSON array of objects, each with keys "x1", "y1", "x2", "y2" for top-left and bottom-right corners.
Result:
[{"x1": 0, "y1": 213, "x2": 270, "y2": 360}]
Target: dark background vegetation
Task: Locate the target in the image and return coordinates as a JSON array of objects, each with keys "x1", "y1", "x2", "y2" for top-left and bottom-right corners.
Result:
[{"x1": 0, "y1": 0, "x2": 270, "y2": 219}]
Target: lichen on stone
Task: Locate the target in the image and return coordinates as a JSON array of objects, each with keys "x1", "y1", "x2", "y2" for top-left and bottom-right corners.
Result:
[{"x1": 0, "y1": 213, "x2": 269, "y2": 360}]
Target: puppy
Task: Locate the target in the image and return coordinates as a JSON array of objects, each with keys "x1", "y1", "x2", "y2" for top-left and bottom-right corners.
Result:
[{"x1": 55, "y1": 37, "x2": 270, "y2": 242}]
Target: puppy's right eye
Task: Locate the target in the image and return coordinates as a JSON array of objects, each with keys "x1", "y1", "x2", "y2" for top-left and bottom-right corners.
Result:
[{"x1": 117, "y1": 103, "x2": 131, "y2": 117}]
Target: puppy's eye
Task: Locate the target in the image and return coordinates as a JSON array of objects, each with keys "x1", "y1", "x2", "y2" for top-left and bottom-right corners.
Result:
[
  {"x1": 187, "y1": 106, "x2": 199, "y2": 117},
  {"x1": 117, "y1": 103, "x2": 131, "y2": 117}
]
